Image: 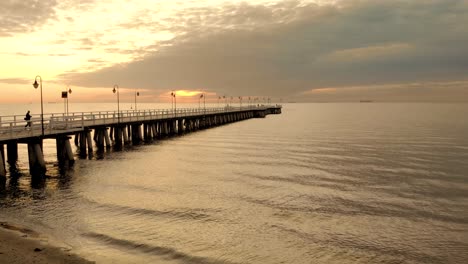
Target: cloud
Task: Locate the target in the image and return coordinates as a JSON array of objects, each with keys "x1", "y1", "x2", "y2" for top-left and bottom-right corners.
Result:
[
  {"x1": 60, "y1": 0, "x2": 468, "y2": 101},
  {"x1": 0, "y1": 77, "x2": 31, "y2": 85},
  {"x1": 301, "y1": 80, "x2": 468, "y2": 102},
  {"x1": 0, "y1": 0, "x2": 58, "y2": 36}
]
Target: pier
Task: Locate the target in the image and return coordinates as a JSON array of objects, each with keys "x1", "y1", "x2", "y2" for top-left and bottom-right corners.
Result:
[{"x1": 0, "y1": 105, "x2": 281, "y2": 178}]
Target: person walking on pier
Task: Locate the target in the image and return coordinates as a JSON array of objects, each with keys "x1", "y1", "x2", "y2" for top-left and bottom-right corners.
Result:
[{"x1": 24, "y1": 110, "x2": 32, "y2": 128}]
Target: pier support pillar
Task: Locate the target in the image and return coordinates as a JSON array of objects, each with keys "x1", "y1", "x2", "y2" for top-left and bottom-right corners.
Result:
[
  {"x1": 114, "y1": 127, "x2": 123, "y2": 146},
  {"x1": 123, "y1": 126, "x2": 130, "y2": 144},
  {"x1": 56, "y1": 136, "x2": 74, "y2": 165},
  {"x1": 28, "y1": 140, "x2": 46, "y2": 176},
  {"x1": 127, "y1": 125, "x2": 132, "y2": 142},
  {"x1": 177, "y1": 119, "x2": 182, "y2": 134},
  {"x1": 137, "y1": 124, "x2": 143, "y2": 141},
  {"x1": 131, "y1": 124, "x2": 140, "y2": 144},
  {"x1": 143, "y1": 124, "x2": 148, "y2": 141},
  {"x1": 86, "y1": 130, "x2": 93, "y2": 155},
  {"x1": 104, "y1": 129, "x2": 111, "y2": 148},
  {"x1": 110, "y1": 127, "x2": 114, "y2": 140},
  {"x1": 95, "y1": 129, "x2": 105, "y2": 150},
  {"x1": 74, "y1": 133, "x2": 79, "y2": 146},
  {"x1": 152, "y1": 124, "x2": 158, "y2": 139},
  {"x1": 79, "y1": 132, "x2": 87, "y2": 157},
  {"x1": 6, "y1": 142, "x2": 18, "y2": 164},
  {"x1": 0, "y1": 144, "x2": 5, "y2": 178}
]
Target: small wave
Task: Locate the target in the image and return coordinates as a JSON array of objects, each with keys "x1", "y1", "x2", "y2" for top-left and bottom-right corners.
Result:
[
  {"x1": 83, "y1": 232, "x2": 236, "y2": 264},
  {"x1": 272, "y1": 225, "x2": 445, "y2": 264},
  {"x1": 92, "y1": 202, "x2": 216, "y2": 222}
]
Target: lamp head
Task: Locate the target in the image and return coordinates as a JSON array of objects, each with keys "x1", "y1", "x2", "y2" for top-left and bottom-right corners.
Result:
[{"x1": 33, "y1": 80, "x2": 39, "y2": 89}]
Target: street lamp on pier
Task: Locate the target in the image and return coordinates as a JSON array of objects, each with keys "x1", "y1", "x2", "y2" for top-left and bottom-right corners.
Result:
[
  {"x1": 171, "y1": 91, "x2": 176, "y2": 117},
  {"x1": 198, "y1": 93, "x2": 202, "y2": 111},
  {"x1": 62, "y1": 86, "x2": 72, "y2": 116},
  {"x1": 199, "y1": 93, "x2": 205, "y2": 114},
  {"x1": 112, "y1": 84, "x2": 120, "y2": 124},
  {"x1": 134, "y1": 89, "x2": 140, "y2": 111},
  {"x1": 32, "y1": 75, "x2": 44, "y2": 137}
]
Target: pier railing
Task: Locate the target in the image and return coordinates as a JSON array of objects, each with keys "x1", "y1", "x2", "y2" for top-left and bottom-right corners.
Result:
[{"x1": 0, "y1": 105, "x2": 281, "y2": 141}]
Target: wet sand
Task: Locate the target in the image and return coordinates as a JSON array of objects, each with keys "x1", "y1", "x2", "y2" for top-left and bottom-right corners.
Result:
[{"x1": 0, "y1": 222, "x2": 93, "y2": 264}]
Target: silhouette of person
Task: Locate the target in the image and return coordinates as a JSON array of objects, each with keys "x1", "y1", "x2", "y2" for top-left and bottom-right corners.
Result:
[{"x1": 24, "y1": 110, "x2": 32, "y2": 128}]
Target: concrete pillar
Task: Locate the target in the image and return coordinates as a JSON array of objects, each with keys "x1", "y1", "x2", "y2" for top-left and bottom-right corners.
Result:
[
  {"x1": 65, "y1": 139, "x2": 74, "y2": 162},
  {"x1": 56, "y1": 136, "x2": 75, "y2": 165},
  {"x1": 127, "y1": 125, "x2": 132, "y2": 140},
  {"x1": 114, "y1": 127, "x2": 123, "y2": 146},
  {"x1": 28, "y1": 141, "x2": 46, "y2": 176},
  {"x1": 148, "y1": 124, "x2": 154, "y2": 140},
  {"x1": 74, "y1": 133, "x2": 79, "y2": 146},
  {"x1": 104, "y1": 128, "x2": 111, "y2": 147},
  {"x1": 143, "y1": 124, "x2": 148, "y2": 140},
  {"x1": 0, "y1": 144, "x2": 5, "y2": 178},
  {"x1": 110, "y1": 127, "x2": 114, "y2": 140},
  {"x1": 7, "y1": 142, "x2": 18, "y2": 164},
  {"x1": 161, "y1": 122, "x2": 166, "y2": 136},
  {"x1": 79, "y1": 132, "x2": 87, "y2": 156},
  {"x1": 86, "y1": 130, "x2": 93, "y2": 154},
  {"x1": 137, "y1": 124, "x2": 143, "y2": 141},
  {"x1": 154, "y1": 122, "x2": 159, "y2": 138},
  {"x1": 123, "y1": 126, "x2": 129, "y2": 143},
  {"x1": 56, "y1": 137, "x2": 65, "y2": 164},
  {"x1": 95, "y1": 129, "x2": 104, "y2": 149},
  {"x1": 168, "y1": 121, "x2": 173, "y2": 135},
  {"x1": 131, "y1": 125, "x2": 139, "y2": 144},
  {"x1": 151, "y1": 124, "x2": 157, "y2": 139}
]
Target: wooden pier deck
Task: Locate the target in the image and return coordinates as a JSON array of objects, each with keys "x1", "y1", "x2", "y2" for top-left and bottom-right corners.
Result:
[{"x1": 0, "y1": 105, "x2": 281, "y2": 177}]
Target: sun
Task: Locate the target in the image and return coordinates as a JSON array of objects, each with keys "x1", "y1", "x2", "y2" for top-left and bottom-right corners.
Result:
[{"x1": 173, "y1": 90, "x2": 203, "y2": 97}]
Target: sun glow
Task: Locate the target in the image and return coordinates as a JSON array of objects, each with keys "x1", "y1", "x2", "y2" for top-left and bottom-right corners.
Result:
[{"x1": 172, "y1": 90, "x2": 204, "y2": 97}]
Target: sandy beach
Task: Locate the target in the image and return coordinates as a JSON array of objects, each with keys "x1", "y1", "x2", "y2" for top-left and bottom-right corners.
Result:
[{"x1": 0, "y1": 222, "x2": 93, "y2": 264}]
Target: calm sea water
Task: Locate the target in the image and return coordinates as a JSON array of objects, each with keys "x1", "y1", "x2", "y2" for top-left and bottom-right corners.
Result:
[{"x1": 1, "y1": 103, "x2": 468, "y2": 264}]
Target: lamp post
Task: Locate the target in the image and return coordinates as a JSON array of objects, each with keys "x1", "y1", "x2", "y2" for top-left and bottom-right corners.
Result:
[
  {"x1": 134, "y1": 89, "x2": 140, "y2": 111},
  {"x1": 198, "y1": 94, "x2": 202, "y2": 111},
  {"x1": 171, "y1": 91, "x2": 176, "y2": 117},
  {"x1": 32, "y1": 75, "x2": 44, "y2": 137},
  {"x1": 62, "y1": 86, "x2": 72, "y2": 116},
  {"x1": 67, "y1": 87, "x2": 72, "y2": 115},
  {"x1": 239, "y1": 96, "x2": 242, "y2": 109},
  {"x1": 112, "y1": 84, "x2": 120, "y2": 124},
  {"x1": 170, "y1": 91, "x2": 174, "y2": 113}
]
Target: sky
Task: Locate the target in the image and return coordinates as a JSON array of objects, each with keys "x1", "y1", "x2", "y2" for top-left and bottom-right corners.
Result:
[{"x1": 0, "y1": 0, "x2": 467, "y2": 103}]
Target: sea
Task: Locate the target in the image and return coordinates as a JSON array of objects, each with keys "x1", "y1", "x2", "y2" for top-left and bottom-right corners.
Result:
[{"x1": 0, "y1": 102, "x2": 467, "y2": 264}]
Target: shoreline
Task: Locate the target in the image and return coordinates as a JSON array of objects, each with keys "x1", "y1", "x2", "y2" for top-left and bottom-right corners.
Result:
[{"x1": 0, "y1": 221, "x2": 93, "y2": 264}]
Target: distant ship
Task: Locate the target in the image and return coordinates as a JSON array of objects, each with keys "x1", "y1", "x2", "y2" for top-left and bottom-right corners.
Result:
[{"x1": 360, "y1": 100, "x2": 373, "y2": 103}]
